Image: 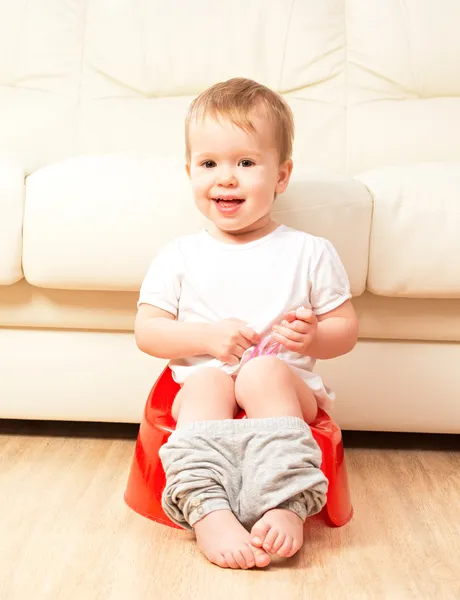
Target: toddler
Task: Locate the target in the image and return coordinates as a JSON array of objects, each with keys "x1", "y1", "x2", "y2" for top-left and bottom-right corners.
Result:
[{"x1": 135, "y1": 78, "x2": 358, "y2": 570}]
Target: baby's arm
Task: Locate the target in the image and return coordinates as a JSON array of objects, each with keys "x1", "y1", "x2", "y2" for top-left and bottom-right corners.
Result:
[
  {"x1": 135, "y1": 304, "x2": 209, "y2": 359},
  {"x1": 307, "y1": 300, "x2": 358, "y2": 359},
  {"x1": 290, "y1": 236, "x2": 358, "y2": 360},
  {"x1": 135, "y1": 304, "x2": 261, "y2": 362},
  {"x1": 273, "y1": 300, "x2": 358, "y2": 360}
]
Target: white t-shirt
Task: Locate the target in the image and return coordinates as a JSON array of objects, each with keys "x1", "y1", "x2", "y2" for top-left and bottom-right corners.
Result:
[{"x1": 138, "y1": 224, "x2": 351, "y2": 410}]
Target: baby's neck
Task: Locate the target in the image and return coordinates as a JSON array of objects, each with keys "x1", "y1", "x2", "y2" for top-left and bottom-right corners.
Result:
[{"x1": 208, "y1": 218, "x2": 279, "y2": 245}]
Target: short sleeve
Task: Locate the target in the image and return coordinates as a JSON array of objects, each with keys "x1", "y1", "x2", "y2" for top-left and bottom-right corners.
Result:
[
  {"x1": 309, "y1": 238, "x2": 351, "y2": 315},
  {"x1": 137, "y1": 240, "x2": 182, "y2": 316}
]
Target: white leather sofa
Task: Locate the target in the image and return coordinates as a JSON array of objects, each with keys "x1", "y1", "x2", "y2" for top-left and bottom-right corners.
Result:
[{"x1": 1, "y1": 1, "x2": 459, "y2": 432}]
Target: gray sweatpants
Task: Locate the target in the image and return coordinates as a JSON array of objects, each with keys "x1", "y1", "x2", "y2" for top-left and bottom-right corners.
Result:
[{"x1": 159, "y1": 416, "x2": 328, "y2": 531}]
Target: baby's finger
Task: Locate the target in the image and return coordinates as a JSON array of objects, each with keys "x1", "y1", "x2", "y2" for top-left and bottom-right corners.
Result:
[
  {"x1": 296, "y1": 308, "x2": 316, "y2": 323},
  {"x1": 273, "y1": 325, "x2": 303, "y2": 343},
  {"x1": 241, "y1": 326, "x2": 261, "y2": 345},
  {"x1": 237, "y1": 335, "x2": 253, "y2": 352},
  {"x1": 226, "y1": 353, "x2": 240, "y2": 365},
  {"x1": 271, "y1": 332, "x2": 303, "y2": 353},
  {"x1": 235, "y1": 343, "x2": 248, "y2": 358},
  {"x1": 282, "y1": 319, "x2": 309, "y2": 334},
  {"x1": 281, "y1": 311, "x2": 297, "y2": 323}
]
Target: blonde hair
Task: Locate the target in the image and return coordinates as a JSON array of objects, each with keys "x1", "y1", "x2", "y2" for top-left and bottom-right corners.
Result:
[{"x1": 185, "y1": 77, "x2": 294, "y2": 164}]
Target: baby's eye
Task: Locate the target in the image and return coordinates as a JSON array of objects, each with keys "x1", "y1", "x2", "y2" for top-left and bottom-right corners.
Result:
[
  {"x1": 201, "y1": 160, "x2": 216, "y2": 168},
  {"x1": 238, "y1": 159, "x2": 254, "y2": 168}
]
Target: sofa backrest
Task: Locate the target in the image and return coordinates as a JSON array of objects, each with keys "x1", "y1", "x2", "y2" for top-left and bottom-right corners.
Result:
[{"x1": 1, "y1": 0, "x2": 459, "y2": 176}]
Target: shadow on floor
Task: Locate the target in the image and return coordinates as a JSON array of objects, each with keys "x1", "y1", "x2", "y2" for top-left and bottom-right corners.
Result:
[
  {"x1": 0, "y1": 419, "x2": 140, "y2": 440},
  {"x1": 0, "y1": 419, "x2": 459, "y2": 450}
]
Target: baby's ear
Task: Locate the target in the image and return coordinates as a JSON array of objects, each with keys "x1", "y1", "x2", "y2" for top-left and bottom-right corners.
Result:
[
  {"x1": 185, "y1": 163, "x2": 191, "y2": 179},
  {"x1": 275, "y1": 159, "x2": 293, "y2": 194}
]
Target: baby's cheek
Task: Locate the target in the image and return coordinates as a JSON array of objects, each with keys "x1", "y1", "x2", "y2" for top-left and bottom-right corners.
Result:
[
  {"x1": 192, "y1": 175, "x2": 206, "y2": 191},
  {"x1": 242, "y1": 169, "x2": 266, "y2": 187}
]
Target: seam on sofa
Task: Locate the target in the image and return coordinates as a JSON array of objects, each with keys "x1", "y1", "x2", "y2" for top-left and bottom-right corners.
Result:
[{"x1": 354, "y1": 178, "x2": 375, "y2": 292}]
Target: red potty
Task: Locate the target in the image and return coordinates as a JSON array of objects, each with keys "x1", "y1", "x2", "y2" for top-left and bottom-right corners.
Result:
[{"x1": 125, "y1": 366, "x2": 353, "y2": 529}]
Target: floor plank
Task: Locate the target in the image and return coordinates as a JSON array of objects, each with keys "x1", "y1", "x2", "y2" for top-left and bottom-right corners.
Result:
[{"x1": 0, "y1": 425, "x2": 459, "y2": 600}]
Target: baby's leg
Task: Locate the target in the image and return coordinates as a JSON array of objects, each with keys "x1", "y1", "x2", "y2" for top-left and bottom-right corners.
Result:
[
  {"x1": 172, "y1": 367, "x2": 239, "y2": 426},
  {"x1": 234, "y1": 356, "x2": 326, "y2": 558},
  {"x1": 235, "y1": 355, "x2": 318, "y2": 423},
  {"x1": 164, "y1": 368, "x2": 270, "y2": 570}
]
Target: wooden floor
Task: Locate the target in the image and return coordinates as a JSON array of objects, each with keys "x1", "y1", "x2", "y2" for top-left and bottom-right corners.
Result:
[{"x1": 0, "y1": 422, "x2": 459, "y2": 600}]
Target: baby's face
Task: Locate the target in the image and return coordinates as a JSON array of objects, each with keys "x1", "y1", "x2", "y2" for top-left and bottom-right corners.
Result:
[{"x1": 187, "y1": 113, "x2": 292, "y2": 239}]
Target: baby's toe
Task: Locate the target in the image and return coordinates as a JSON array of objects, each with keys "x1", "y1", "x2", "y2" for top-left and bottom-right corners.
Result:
[
  {"x1": 223, "y1": 551, "x2": 239, "y2": 569},
  {"x1": 271, "y1": 533, "x2": 286, "y2": 554},
  {"x1": 252, "y1": 547, "x2": 271, "y2": 568},
  {"x1": 277, "y1": 536, "x2": 297, "y2": 558},
  {"x1": 262, "y1": 527, "x2": 280, "y2": 553},
  {"x1": 233, "y1": 550, "x2": 249, "y2": 570},
  {"x1": 250, "y1": 520, "x2": 271, "y2": 547},
  {"x1": 240, "y1": 544, "x2": 256, "y2": 569},
  {"x1": 215, "y1": 553, "x2": 229, "y2": 569},
  {"x1": 290, "y1": 538, "x2": 302, "y2": 557}
]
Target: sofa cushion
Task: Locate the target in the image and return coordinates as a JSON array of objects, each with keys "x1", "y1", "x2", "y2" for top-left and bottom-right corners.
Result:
[
  {"x1": 2, "y1": 283, "x2": 460, "y2": 344},
  {"x1": 347, "y1": 1, "x2": 460, "y2": 174},
  {"x1": 23, "y1": 156, "x2": 204, "y2": 291},
  {"x1": 272, "y1": 174, "x2": 370, "y2": 296},
  {"x1": 352, "y1": 293, "x2": 460, "y2": 342},
  {"x1": 22, "y1": 156, "x2": 371, "y2": 293},
  {"x1": 0, "y1": 1, "x2": 346, "y2": 176},
  {"x1": 357, "y1": 163, "x2": 460, "y2": 298},
  {"x1": 0, "y1": 280, "x2": 135, "y2": 331},
  {"x1": 0, "y1": 158, "x2": 24, "y2": 285}
]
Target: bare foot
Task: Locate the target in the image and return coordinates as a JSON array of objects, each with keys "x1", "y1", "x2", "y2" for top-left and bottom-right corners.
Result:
[
  {"x1": 250, "y1": 508, "x2": 304, "y2": 558},
  {"x1": 194, "y1": 510, "x2": 271, "y2": 569}
]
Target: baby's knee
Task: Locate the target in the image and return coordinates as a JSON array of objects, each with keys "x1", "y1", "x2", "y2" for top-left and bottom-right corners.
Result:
[
  {"x1": 184, "y1": 367, "x2": 234, "y2": 391},
  {"x1": 172, "y1": 368, "x2": 235, "y2": 421},
  {"x1": 235, "y1": 356, "x2": 291, "y2": 396}
]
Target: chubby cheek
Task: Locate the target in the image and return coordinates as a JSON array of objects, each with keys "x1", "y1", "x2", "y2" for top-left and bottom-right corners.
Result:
[
  {"x1": 242, "y1": 171, "x2": 275, "y2": 203},
  {"x1": 190, "y1": 171, "x2": 212, "y2": 198},
  {"x1": 190, "y1": 180, "x2": 203, "y2": 199}
]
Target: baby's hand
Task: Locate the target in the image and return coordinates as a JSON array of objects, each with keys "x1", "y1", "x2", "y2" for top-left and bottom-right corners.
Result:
[
  {"x1": 205, "y1": 319, "x2": 261, "y2": 365},
  {"x1": 271, "y1": 307, "x2": 318, "y2": 355}
]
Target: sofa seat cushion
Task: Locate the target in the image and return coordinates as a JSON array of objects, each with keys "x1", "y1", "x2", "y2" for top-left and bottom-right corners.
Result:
[
  {"x1": 0, "y1": 158, "x2": 24, "y2": 285},
  {"x1": 357, "y1": 163, "x2": 460, "y2": 298},
  {"x1": 0, "y1": 279, "x2": 136, "y2": 331},
  {"x1": 352, "y1": 292, "x2": 460, "y2": 342},
  {"x1": 23, "y1": 156, "x2": 201, "y2": 291},
  {"x1": 2, "y1": 283, "x2": 460, "y2": 344},
  {"x1": 23, "y1": 156, "x2": 371, "y2": 293}
]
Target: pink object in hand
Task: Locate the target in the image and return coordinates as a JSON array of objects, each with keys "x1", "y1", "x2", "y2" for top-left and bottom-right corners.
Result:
[
  {"x1": 243, "y1": 306, "x2": 304, "y2": 365},
  {"x1": 240, "y1": 334, "x2": 282, "y2": 368},
  {"x1": 249, "y1": 334, "x2": 281, "y2": 359}
]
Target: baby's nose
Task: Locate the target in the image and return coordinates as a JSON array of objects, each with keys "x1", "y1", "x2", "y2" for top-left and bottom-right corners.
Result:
[{"x1": 217, "y1": 169, "x2": 236, "y2": 185}]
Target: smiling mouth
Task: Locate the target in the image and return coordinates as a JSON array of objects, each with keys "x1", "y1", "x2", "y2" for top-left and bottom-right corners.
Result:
[
  {"x1": 212, "y1": 197, "x2": 245, "y2": 215},
  {"x1": 213, "y1": 198, "x2": 245, "y2": 204}
]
